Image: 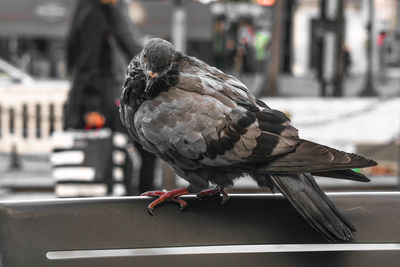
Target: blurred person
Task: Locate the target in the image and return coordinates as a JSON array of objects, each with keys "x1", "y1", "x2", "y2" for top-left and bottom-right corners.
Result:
[
  {"x1": 235, "y1": 20, "x2": 256, "y2": 74},
  {"x1": 377, "y1": 31, "x2": 388, "y2": 84},
  {"x1": 64, "y1": 0, "x2": 156, "y2": 195},
  {"x1": 254, "y1": 28, "x2": 271, "y2": 72},
  {"x1": 342, "y1": 44, "x2": 352, "y2": 77},
  {"x1": 213, "y1": 17, "x2": 226, "y2": 70}
]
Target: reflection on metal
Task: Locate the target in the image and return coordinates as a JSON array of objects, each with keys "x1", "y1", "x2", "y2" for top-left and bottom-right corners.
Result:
[
  {"x1": 47, "y1": 243, "x2": 400, "y2": 260},
  {"x1": 2, "y1": 191, "x2": 400, "y2": 205}
]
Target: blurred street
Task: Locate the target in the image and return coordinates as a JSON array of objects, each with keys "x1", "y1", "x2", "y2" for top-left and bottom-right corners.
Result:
[{"x1": 0, "y1": 154, "x2": 54, "y2": 200}]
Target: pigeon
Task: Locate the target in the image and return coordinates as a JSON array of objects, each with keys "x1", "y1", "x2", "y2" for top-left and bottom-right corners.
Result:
[{"x1": 119, "y1": 38, "x2": 377, "y2": 242}]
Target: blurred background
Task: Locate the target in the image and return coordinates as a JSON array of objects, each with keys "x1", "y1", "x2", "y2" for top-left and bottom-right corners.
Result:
[{"x1": 0, "y1": 0, "x2": 399, "y2": 200}]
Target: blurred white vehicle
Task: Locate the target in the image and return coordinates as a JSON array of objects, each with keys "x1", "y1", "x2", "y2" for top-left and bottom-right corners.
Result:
[{"x1": 0, "y1": 58, "x2": 69, "y2": 88}]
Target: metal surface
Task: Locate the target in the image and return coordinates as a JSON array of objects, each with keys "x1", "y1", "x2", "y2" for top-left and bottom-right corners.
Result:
[{"x1": 1, "y1": 192, "x2": 400, "y2": 266}]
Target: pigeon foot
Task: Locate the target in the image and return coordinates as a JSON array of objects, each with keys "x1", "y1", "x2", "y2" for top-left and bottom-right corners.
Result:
[
  {"x1": 141, "y1": 187, "x2": 190, "y2": 215},
  {"x1": 197, "y1": 186, "x2": 229, "y2": 204}
]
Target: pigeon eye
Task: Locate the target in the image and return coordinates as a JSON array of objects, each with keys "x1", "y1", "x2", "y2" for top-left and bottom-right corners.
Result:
[{"x1": 143, "y1": 53, "x2": 148, "y2": 60}]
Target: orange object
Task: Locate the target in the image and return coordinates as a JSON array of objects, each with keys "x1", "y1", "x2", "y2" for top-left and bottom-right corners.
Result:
[
  {"x1": 101, "y1": 0, "x2": 118, "y2": 5},
  {"x1": 84, "y1": 112, "x2": 106, "y2": 129},
  {"x1": 257, "y1": 0, "x2": 275, "y2": 6}
]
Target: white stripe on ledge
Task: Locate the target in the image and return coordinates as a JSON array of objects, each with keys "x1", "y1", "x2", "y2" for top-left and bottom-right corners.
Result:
[
  {"x1": 113, "y1": 150, "x2": 126, "y2": 165},
  {"x1": 47, "y1": 243, "x2": 400, "y2": 260},
  {"x1": 55, "y1": 184, "x2": 107, "y2": 198},
  {"x1": 50, "y1": 151, "x2": 85, "y2": 165}
]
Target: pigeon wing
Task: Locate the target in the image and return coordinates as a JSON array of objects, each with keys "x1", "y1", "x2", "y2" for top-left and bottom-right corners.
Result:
[
  {"x1": 176, "y1": 56, "x2": 266, "y2": 111},
  {"x1": 134, "y1": 85, "x2": 299, "y2": 170}
]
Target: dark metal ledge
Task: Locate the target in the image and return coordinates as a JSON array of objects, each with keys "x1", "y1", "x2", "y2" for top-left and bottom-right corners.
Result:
[{"x1": 1, "y1": 192, "x2": 400, "y2": 266}]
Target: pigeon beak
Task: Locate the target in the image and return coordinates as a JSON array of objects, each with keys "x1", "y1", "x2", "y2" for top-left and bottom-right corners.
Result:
[
  {"x1": 145, "y1": 70, "x2": 159, "y2": 93},
  {"x1": 147, "y1": 70, "x2": 159, "y2": 78},
  {"x1": 145, "y1": 78, "x2": 156, "y2": 93}
]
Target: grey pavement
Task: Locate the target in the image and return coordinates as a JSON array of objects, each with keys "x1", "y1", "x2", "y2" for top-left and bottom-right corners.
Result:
[{"x1": 278, "y1": 73, "x2": 400, "y2": 97}]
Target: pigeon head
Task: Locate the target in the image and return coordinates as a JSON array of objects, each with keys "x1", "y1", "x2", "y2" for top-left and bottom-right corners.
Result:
[{"x1": 141, "y1": 38, "x2": 175, "y2": 93}]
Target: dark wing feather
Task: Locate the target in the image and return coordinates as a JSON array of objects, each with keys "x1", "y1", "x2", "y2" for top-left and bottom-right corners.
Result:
[
  {"x1": 120, "y1": 55, "x2": 146, "y2": 142},
  {"x1": 261, "y1": 139, "x2": 377, "y2": 173},
  {"x1": 312, "y1": 169, "x2": 371, "y2": 182}
]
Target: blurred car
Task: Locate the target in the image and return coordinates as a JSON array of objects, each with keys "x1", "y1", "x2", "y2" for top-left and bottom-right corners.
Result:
[{"x1": 0, "y1": 57, "x2": 69, "y2": 88}]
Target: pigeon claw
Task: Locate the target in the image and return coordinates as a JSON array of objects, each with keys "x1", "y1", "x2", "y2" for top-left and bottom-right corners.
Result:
[
  {"x1": 147, "y1": 206, "x2": 155, "y2": 216},
  {"x1": 197, "y1": 187, "x2": 229, "y2": 204},
  {"x1": 166, "y1": 197, "x2": 188, "y2": 211},
  {"x1": 141, "y1": 190, "x2": 166, "y2": 197},
  {"x1": 142, "y1": 187, "x2": 190, "y2": 215}
]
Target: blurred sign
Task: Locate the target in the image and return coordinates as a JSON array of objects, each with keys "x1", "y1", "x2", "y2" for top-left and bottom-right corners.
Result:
[
  {"x1": 130, "y1": 1, "x2": 212, "y2": 40},
  {"x1": 0, "y1": 0, "x2": 76, "y2": 38},
  {"x1": 128, "y1": 0, "x2": 147, "y2": 25},
  {"x1": 211, "y1": 2, "x2": 267, "y2": 19},
  {"x1": 0, "y1": 0, "x2": 212, "y2": 40},
  {"x1": 33, "y1": 1, "x2": 69, "y2": 23}
]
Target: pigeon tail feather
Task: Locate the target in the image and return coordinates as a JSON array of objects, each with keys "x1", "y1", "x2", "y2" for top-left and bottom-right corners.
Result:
[{"x1": 270, "y1": 173, "x2": 355, "y2": 242}]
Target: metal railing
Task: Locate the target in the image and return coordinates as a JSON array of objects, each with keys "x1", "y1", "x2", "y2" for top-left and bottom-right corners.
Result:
[{"x1": 0, "y1": 84, "x2": 69, "y2": 154}]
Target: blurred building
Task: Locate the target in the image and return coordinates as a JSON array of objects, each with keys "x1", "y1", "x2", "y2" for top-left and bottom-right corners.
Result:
[
  {"x1": 0, "y1": 0, "x2": 215, "y2": 79},
  {"x1": 0, "y1": 0, "x2": 74, "y2": 78},
  {"x1": 293, "y1": 0, "x2": 399, "y2": 76},
  {"x1": 0, "y1": 0, "x2": 398, "y2": 80}
]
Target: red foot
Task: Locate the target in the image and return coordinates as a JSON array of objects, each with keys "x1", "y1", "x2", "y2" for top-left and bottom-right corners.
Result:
[
  {"x1": 141, "y1": 188, "x2": 189, "y2": 215},
  {"x1": 197, "y1": 186, "x2": 229, "y2": 204}
]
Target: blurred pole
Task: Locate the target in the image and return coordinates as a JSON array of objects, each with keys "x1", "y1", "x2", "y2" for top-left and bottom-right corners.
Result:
[
  {"x1": 171, "y1": 0, "x2": 187, "y2": 53},
  {"x1": 261, "y1": 0, "x2": 285, "y2": 96},
  {"x1": 9, "y1": 144, "x2": 21, "y2": 171},
  {"x1": 359, "y1": 0, "x2": 378, "y2": 96},
  {"x1": 282, "y1": 0, "x2": 295, "y2": 74},
  {"x1": 332, "y1": 0, "x2": 344, "y2": 97},
  {"x1": 0, "y1": 39, "x2": 9, "y2": 61},
  {"x1": 317, "y1": 0, "x2": 327, "y2": 96},
  {"x1": 398, "y1": 136, "x2": 400, "y2": 190}
]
